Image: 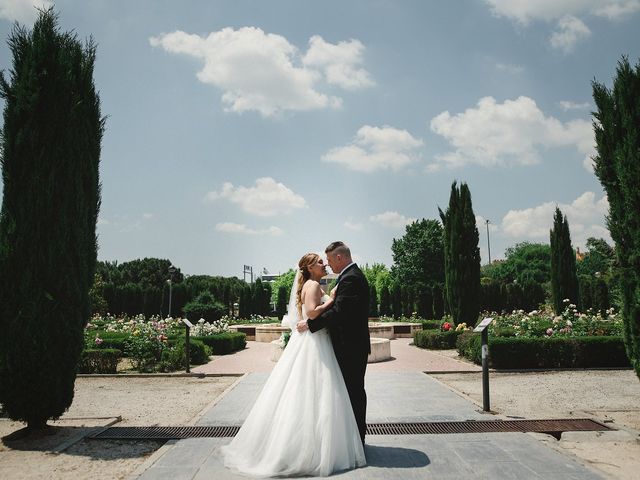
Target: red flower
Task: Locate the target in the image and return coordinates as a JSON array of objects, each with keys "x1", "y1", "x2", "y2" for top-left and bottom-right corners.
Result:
[{"x1": 442, "y1": 322, "x2": 452, "y2": 331}]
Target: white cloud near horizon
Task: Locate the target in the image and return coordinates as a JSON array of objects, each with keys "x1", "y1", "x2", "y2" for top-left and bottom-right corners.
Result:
[
  {"x1": 215, "y1": 222, "x2": 283, "y2": 236},
  {"x1": 549, "y1": 15, "x2": 591, "y2": 53},
  {"x1": 0, "y1": 0, "x2": 52, "y2": 23},
  {"x1": 429, "y1": 95, "x2": 595, "y2": 169},
  {"x1": 496, "y1": 63, "x2": 524, "y2": 74},
  {"x1": 323, "y1": 125, "x2": 424, "y2": 172},
  {"x1": 559, "y1": 100, "x2": 591, "y2": 111},
  {"x1": 369, "y1": 211, "x2": 417, "y2": 229},
  {"x1": 204, "y1": 177, "x2": 306, "y2": 217},
  {"x1": 150, "y1": 28, "x2": 371, "y2": 117},
  {"x1": 501, "y1": 191, "x2": 610, "y2": 248}
]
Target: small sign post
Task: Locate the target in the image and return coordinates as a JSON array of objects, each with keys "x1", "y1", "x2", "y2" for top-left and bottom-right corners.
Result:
[
  {"x1": 182, "y1": 318, "x2": 194, "y2": 373},
  {"x1": 473, "y1": 317, "x2": 493, "y2": 412}
]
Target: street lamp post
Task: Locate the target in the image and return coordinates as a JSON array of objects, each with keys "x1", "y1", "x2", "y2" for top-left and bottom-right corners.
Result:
[
  {"x1": 485, "y1": 219, "x2": 492, "y2": 265},
  {"x1": 167, "y1": 265, "x2": 176, "y2": 318}
]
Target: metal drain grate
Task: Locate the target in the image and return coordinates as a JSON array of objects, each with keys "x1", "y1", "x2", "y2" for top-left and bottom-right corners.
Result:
[{"x1": 90, "y1": 419, "x2": 612, "y2": 441}]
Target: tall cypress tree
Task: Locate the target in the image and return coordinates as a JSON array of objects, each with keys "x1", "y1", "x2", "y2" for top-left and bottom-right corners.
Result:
[
  {"x1": 391, "y1": 283, "x2": 402, "y2": 318},
  {"x1": 592, "y1": 56, "x2": 640, "y2": 378},
  {"x1": 550, "y1": 207, "x2": 579, "y2": 314},
  {"x1": 368, "y1": 283, "x2": 379, "y2": 317},
  {"x1": 379, "y1": 285, "x2": 391, "y2": 317},
  {"x1": 439, "y1": 182, "x2": 481, "y2": 326},
  {"x1": 0, "y1": 10, "x2": 103, "y2": 430}
]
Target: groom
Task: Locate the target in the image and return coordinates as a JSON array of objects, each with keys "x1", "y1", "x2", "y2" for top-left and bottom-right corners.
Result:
[{"x1": 297, "y1": 241, "x2": 370, "y2": 445}]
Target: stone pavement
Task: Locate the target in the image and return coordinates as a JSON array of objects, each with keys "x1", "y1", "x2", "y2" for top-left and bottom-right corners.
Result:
[
  {"x1": 193, "y1": 338, "x2": 482, "y2": 375},
  {"x1": 137, "y1": 372, "x2": 603, "y2": 479}
]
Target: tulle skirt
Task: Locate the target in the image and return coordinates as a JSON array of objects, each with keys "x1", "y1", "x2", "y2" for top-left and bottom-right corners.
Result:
[{"x1": 220, "y1": 328, "x2": 366, "y2": 477}]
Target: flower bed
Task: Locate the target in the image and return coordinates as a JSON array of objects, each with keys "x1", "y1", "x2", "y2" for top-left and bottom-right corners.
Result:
[{"x1": 83, "y1": 313, "x2": 245, "y2": 372}]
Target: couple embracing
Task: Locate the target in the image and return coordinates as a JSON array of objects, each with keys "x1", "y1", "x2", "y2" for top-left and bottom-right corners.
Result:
[{"x1": 221, "y1": 241, "x2": 371, "y2": 477}]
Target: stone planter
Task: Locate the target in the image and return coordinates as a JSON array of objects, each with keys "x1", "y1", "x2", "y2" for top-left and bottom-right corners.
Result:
[
  {"x1": 391, "y1": 322, "x2": 422, "y2": 338},
  {"x1": 368, "y1": 323, "x2": 395, "y2": 339},
  {"x1": 255, "y1": 324, "x2": 291, "y2": 343},
  {"x1": 368, "y1": 337, "x2": 391, "y2": 363},
  {"x1": 229, "y1": 325, "x2": 256, "y2": 341}
]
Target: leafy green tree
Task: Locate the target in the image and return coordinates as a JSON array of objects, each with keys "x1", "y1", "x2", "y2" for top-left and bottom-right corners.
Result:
[
  {"x1": 0, "y1": 10, "x2": 104, "y2": 429},
  {"x1": 439, "y1": 182, "x2": 481, "y2": 326},
  {"x1": 391, "y1": 219, "x2": 444, "y2": 317},
  {"x1": 483, "y1": 243, "x2": 551, "y2": 285},
  {"x1": 592, "y1": 57, "x2": 640, "y2": 378},
  {"x1": 550, "y1": 207, "x2": 579, "y2": 314},
  {"x1": 270, "y1": 269, "x2": 295, "y2": 304},
  {"x1": 89, "y1": 273, "x2": 108, "y2": 315}
]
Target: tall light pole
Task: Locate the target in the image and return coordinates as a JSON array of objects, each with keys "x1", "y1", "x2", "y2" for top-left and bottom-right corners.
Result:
[
  {"x1": 167, "y1": 265, "x2": 176, "y2": 318},
  {"x1": 485, "y1": 219, "x2": 492, "y2": 265}
]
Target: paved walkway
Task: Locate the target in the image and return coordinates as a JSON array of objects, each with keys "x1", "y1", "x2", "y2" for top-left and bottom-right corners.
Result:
[
  {"x1": 137, "y1": 372, "x2": 603, "y2": 479},
  {"x1": 193, "y1": 338, "x2": 481, "y2": 375}
]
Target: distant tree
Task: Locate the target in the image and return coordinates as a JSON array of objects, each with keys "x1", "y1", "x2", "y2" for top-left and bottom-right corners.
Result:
[
  {"x1": 239, "y1": 284, "x2": 252, "y2": 318},
  {"x1": 391, "y1": 219, "x2": 444, "y2": 317},
  {"x1": 483, "y1": 243, "x2": 551, "y2": 285},
  {"x1": 391, "y1": 283, "x2": 402, "y2": 318},
  {"x1": 439, "y1": 182, "x2": 481, "y2": 326},
  {"x1": 550, "y1": 207, "x2": 579, "y2": 314},
  {"x1": 270, "y1": 269, "x2": 295, "y2": 304},
  {"x1": 379, "y1": 285, "x2": 392, "y2": 317},
  {"x1": 276, "y1": 286, "x2": 288, "y2": 320},
  {"x1": 0, "y1": 10, "x2": 104, "y2": 430},
  {"x1": 432, "y1": 284, "x2": 445, "y2": 319},
  {"x1": 89, "y1": 273, "x2": 109, "y2": 315},
  {"x1": 369, "y1": 284, "x2": 379, "y2": 317},
  {"x1": 592, "y1": 57, "x2": 640, "y2": 379}
]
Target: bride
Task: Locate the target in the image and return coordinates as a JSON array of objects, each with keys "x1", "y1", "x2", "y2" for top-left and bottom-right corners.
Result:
[{"x1": 220, "y1": 253, "x2": 366, "y2": 477}]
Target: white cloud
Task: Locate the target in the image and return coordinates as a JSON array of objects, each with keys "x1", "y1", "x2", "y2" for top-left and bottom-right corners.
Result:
[
  {"x1": 369, "y1": 211, "x2": 416, "y2": 229},
  {"x1": 0, "y1": 0, "x2": 52, "y2": 23},
  {"x1": 501, "y1": 191, "x2": 610, "y2": 246},
  {"x1": 150, "y1": 27, "x2": 371, "y2": 117},
  {"x1": 559, "y1": 100, "x2": 591, "y2": 111},
  {"x1": 302, "y1": 35, "x2": 374, "y2": 90},
  {"x1": 142, "y1": 213, "x2": 154, "y2": 220},
  {"x1": 344, "y1": 220, "x2": 363, "y2": 231},
  {"x1": 549, "y1": 15, "x2": 591, "y2": 53},
  {"x1": 484, "y1": 0, "x2": 640, "y2": 24},
  {"x1": 216, "y1": 222, "x2": 283, "y2": 236},
  {"x1": 323, "y1": 125, "x2": 423, "y2": 172},
  {"x1": 204, "y1": 177, "x2": 306, "y2": 217},
  {"x1": 429, "y1": 95, "x2": 595, "y2": 169},
  {"x1": 496, "y1": 63, "x2": 524, "y2": 74}
]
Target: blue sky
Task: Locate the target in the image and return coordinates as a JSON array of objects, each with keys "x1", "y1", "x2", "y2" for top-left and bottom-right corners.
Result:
[{"x1": 0, "y1": 1, "x2": 638, "y2": 278}]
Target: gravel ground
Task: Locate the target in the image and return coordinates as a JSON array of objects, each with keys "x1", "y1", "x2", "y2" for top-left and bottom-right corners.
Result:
[
  {"x1": 0, "y1": 376, "x2": 238, "y2": 480},
  {"x1": 432, "y1": 369, "x2": 640, "y2": 480}
]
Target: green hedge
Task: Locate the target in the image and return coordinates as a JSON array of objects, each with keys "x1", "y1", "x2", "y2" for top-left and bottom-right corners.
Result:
[
  {"x1": 414, "y1": 329, "x2": 460, "y2": 349},
  {"x1": 193, "y1": 332, "x2": 246, "y2": 355},
  {"x1": 456, "y1": 332, "x2": 481, "y2": 363},
  {"x1": 78, "y1": 349, "x2": 121, "y2": 374},
  {"x1": 455, "y1": 334, "x2": 630, "y2": 369},
  {"x1": 421, "y1": 320, "x2": 441, "y2": 330},
  {"x1": 93, "y1": 332, "x2": 129, "y2": 351},
  {"x1": 161, "y1": 339, "x2": 210, "y2": 370}
]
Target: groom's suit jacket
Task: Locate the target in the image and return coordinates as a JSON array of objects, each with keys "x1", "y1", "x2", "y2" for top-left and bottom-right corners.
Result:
[{"x1": 307, "y1": 264, "x2": 371, "y2": 360}]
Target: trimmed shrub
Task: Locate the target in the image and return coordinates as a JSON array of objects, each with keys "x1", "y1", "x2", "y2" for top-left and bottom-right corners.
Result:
[
  {"x1": 421, "y1": 320, "x2": 441, "y2": 330},
  {"x1": 93, "y1": 332, "x2": 129, "y2": 352},
  {"x1": 162, "y1": 339, "x2": 210, "y2": 370},
  {"x1": 194, "y1": 332, "x2": 246, "y2": 355},
  {"x1": 414, "y1": 329, "x2": 459, "y2": 349},
  {"x1": 456, "y1": 332, "x2": 481, "y2": 364},
  {"x1": 457, "y1": 335, "x2": 630, "y2": 369},
  {"x1": 183, "y1": 298, "x2": 227, "y2": 323},
  {"x1": 78, "y1": 349, "x2": 121, "y2": 374}
]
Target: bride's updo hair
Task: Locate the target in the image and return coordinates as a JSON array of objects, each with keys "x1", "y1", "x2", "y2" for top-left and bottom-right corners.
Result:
[{"x1": 296, "y1": 253, "x2": 320, "y2": 319}]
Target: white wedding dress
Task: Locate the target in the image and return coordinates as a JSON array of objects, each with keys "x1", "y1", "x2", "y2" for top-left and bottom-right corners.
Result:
[{"x1": 220, "y1": 295, "x2": 366, "y2": 477}]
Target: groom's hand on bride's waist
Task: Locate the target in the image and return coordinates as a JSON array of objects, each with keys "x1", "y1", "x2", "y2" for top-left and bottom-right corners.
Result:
[{"x1": 296, "y1": 320, "x2": 309, "y2": 333}]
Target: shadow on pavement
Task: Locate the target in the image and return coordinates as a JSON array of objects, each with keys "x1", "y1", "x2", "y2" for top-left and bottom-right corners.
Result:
[{"x1": 364, "y1": 444, "x2": 430, "y2": 468}]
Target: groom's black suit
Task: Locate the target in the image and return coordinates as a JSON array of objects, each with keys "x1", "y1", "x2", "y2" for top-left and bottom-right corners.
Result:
[{"x1": 307, "y1": 264, "x2": 370, "y2": 444}]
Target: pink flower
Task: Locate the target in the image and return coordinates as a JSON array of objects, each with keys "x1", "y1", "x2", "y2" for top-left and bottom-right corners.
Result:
[
  {"x1": 546, "y1": 328, "x2": 553, "y2": 336},
  {"x1": 95, "y1": 336, "x2": 103, "y2": 345},
  {"x1": 442, "y1": 322, "x2": 452, "y2": 331}
]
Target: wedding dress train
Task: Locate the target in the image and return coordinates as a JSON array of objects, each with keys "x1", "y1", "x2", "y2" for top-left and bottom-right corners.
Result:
[{"x1": 220, "y1": 302, "x2": 366, "y2": 477}]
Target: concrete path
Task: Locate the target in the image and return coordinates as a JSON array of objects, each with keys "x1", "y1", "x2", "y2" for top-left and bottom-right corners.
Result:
[
  {"x1": 193, "y1": 338, "x2": 481, "y2": 375},
  {"x1": 137, "y1": 372, "x2": 603, "y2": 479}
]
